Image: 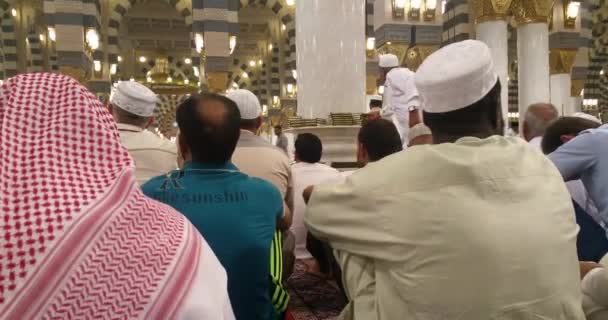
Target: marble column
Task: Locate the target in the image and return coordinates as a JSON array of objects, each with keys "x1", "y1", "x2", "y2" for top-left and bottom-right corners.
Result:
[
  {"x1": 513, "y1": 0, "x2": 553, "y2": 119},
  {"x1": 296, "y1": 0, "x2": 366, "y2": 119},
  {"x1": 192, "y1": 0, "x2": 236, "y2": 93},
  {"x1": 472, "y1": 0, "x2": 513, "y2": 123},
  {"x1": 43, "y1": 0, "x2": 97, "y2": 83},
  {"x1": 550, "y1": 48, "x2": 577, "y2": 115}
]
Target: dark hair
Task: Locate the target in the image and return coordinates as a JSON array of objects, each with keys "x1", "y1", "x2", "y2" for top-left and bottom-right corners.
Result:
[
  {"x1": 295, "y1": 133, "x2": 322, "y2": 163},
  {"x1": 369, "y1": 99, "x2": 382, "y2": 108},
  {"x1": 176, "y1": 93, "x2": 241, "y2": 164},
  {"x1": 541, "y1": 117, "x2": 600, "y2": 154},
  {"x1": 358, "y1": 119, "x2": 403, "y2": 162},
  {"x1": 423, "y1": 81, "x2": 502, "y2": 143},
  {"x1": 112, "y1": 104, "x2": 150, "y2": 127}
]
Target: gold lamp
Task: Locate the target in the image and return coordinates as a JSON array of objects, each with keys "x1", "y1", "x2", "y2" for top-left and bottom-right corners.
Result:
[
  {"x1": 392, "y1": 0, "x2": 406, "y2": 18},
  {"x1": 424, "y1": 0, "x2": 437, "y2": 21},
  {"x1": 563, "y1": 1, "x2": 580, "y2": 29},
  {"x1": 409, "y1": 0, "x2": 421, "y2": 20}
]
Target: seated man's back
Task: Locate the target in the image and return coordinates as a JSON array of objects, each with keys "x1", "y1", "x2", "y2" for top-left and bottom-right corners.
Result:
[
  {"x1": 308, "y1": 137, "x2": 583, "y2": 319},
  {"x1": 306, "y1": 40, "x2": 583, "y2": 320},
  {"x1": 142, "y1": 93, "x2": 283, "y2": 320},
  {"x1": 143, "y1": 165, "x2": 281, "y2": 320}
]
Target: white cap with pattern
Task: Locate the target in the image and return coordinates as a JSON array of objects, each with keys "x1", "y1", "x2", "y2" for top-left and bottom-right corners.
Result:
[
  {"x1": 415, "y1": 40, "x2": 498, "y2": 114},
  {"x1": 226, "y1": 89, "x2": 262, "y2": 120},
  {"x1": 110, "y1": 81, "x2": 158, "y2": 117},
  {"x1": 379, "y1": 54, "x2": 399, "y2": 68}
]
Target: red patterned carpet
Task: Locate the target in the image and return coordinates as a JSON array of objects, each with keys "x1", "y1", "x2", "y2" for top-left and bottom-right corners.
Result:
[{"x1": 286, "y1": 260, "x2": 347, "y2": 320}]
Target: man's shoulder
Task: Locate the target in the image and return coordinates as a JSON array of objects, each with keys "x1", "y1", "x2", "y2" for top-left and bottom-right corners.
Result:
[
  {"x1": 123, "y1": 130, "x2": 177, "y2": 154},
  {"x1": 242, "y1": 176, "x2": 281, "y2": 194},
  {"x1": 346, "y1": 136, "x2": 554, "y2": 193},
  {"x1": 234, "y1": 139, "x2": 289, "y2": 164}
]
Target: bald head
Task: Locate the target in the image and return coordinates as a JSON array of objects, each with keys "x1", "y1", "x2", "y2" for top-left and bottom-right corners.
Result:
[
  {"x1": 523, "y1": 103, "x2": 558, "y2": 142},
  {"x1": 177, "y1": 93, "x2": 241, "y2": 164}
]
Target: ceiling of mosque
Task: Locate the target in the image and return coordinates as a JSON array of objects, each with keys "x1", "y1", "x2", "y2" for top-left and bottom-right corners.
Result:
[{"x1": 122, "y1": 0, "x2": 190, "y2": 52}]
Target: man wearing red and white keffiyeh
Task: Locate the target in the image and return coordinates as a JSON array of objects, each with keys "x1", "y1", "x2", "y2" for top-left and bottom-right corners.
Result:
[{"x1": 0, "y1": 73, "x2": 234, "y2": 319}]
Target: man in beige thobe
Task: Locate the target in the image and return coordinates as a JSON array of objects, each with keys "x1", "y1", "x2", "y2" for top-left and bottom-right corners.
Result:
[
  {"x1": 109, "y1": 81, "x2": 177, "y2": 185},
  {"x1": 305, "y1": 40, "x2": 584, "y2": 320}
]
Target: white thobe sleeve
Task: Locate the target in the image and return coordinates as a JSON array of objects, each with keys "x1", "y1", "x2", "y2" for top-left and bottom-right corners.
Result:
[
  {"x1": 381, "y1": 70, "x2": 420, "y2": 115},
  {"x1": 304, "y1": 179, "x2": 403, "y2": 261}
]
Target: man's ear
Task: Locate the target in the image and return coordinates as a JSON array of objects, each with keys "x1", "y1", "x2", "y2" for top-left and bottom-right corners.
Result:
[
  {"x1": 145, "y1": 116, "x2": 155, "y2": 129},
  {"x1": 178, "y1": 131, "x2": 190, "y2": 158},
  {"x1": 255, "y1": 117, "x2": 263, "y2": 132},
  {"x1": 560, "y1": 134, "x2": 576, "y2": 144}
]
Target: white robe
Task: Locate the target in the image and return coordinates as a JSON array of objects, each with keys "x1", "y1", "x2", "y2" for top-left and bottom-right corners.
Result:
[
  {"x1": 291, "y1": 162, "x2": 342, "y2": 259},
  {"x1": 381, "y1": 68, "x2": 420, "y2": 146},
  {"x1": 306, "y1": 136, "x2": 584, "y2": 320}
]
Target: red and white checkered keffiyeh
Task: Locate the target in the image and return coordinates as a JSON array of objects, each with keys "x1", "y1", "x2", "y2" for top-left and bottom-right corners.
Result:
[{"x1": 0, "y1": 73, "x2": 227, "y2": 319}]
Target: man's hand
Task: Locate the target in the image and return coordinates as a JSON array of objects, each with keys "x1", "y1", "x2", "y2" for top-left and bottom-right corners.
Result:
[{"x1": 580, "y1": 261, "x2": 603, "y2": 279}]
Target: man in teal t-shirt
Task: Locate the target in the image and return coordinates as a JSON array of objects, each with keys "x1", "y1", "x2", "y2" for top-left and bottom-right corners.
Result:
[{"x1": 142, "y1": 94, "x2": 282, "y2": 320}]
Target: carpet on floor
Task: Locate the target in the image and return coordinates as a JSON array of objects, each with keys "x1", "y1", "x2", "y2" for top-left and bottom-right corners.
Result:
[{"x1": 286, "y1": 260, "x2": 347, "y2": 320}]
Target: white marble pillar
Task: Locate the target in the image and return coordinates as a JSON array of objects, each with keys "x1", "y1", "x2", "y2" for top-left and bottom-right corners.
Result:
[
  {"x1": 517, "y1": 23, "x2": 550, "y2": 118},
  {"x1": 550, "y1": 73, "x2": 574, "y2": 115},
  {"x1": 296, "y1": 0, "x2": 366, "y2": 119},
  {"x1": 476, "y1": 20, "x2": 509, "y2": 123},
  {"x1": 570, "y1": 96, "x2": 582, "y2": 113}
]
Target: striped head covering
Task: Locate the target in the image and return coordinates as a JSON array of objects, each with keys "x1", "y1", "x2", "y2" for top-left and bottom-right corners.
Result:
[{"x1": 0, "y1": 73, "x2": 233, "y2": 319}]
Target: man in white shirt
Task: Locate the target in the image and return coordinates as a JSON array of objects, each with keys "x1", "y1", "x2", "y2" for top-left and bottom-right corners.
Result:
[
  {"x1": 306, "y1": 40, "x2": 584, "y2": 320},
  {"x1": 109, "y1": 81, "x2": 177, "y2": 185},
  {"x1": 291, "y1": 133, "x2": 341, "y2": 259},
  {"x1": 374, "y1": 54, "x2": 420, "y2": 146}
]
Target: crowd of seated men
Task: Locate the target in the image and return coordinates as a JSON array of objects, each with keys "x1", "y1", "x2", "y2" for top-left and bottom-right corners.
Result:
[{"x1": 3, "y1": 39, "x2": 608, "y2": 320}]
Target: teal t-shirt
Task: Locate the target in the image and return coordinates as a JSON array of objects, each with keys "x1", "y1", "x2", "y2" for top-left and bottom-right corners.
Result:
[{"x1": 141, "y1": 161, "x2": 283, "y2": 320}]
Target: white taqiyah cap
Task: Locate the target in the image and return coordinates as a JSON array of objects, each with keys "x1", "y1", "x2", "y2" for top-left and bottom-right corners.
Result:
[
  {"x1": 370, "y1": 95, "x2": 382, "y2": 101},
  {"x1": 415, "y1": 40, "x2": 498, "y2": 114},
  {"x1": 573, "y1": 112, "x2": 602, "y2": 125},
  {"x1": 379, "y1": 54, "x2": 399, "y2": 68},
  {"x1": 110, "y1": 81, "x2": 157, "y2": 117},
  {"x1": 226, "y1": 89, "x2": 262, "y2": 120}
]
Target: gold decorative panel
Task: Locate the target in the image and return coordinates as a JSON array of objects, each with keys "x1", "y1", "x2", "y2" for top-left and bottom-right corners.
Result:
[
  {"x1": 549, "y1": 48, "x2": 577, "y2": 75},
  {"x1": 511, "y1": 0, "x2": 554, "y2": 25},
  {"x1": 471, "y1": 0, "x2": 514, "y2": 23}
]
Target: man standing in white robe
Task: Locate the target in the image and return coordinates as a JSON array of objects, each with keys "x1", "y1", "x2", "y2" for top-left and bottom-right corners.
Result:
[
  {"x1": 305, "y1": 40, "x2": 584, "y2": 320},
  {"x1": 374, "y1": 54, "x2": 420, "y2": 147}
]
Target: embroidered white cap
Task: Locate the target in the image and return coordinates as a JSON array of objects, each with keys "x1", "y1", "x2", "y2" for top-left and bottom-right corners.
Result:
[
  {"x1": 573, "y1": 112, "x2": 602, "y2": 125},
  {"x1": 110, "y1": 81, "x2": 157, "y2": 117},
  {"x1": 415, "y1": 40, "x2": 498, "y2": 114},
  {"x1": 379, "y1": 54, "x2": 399, "y2": 68},
  {"x1": 226, "y1": 89, "x2": 262, "y2": 120}
]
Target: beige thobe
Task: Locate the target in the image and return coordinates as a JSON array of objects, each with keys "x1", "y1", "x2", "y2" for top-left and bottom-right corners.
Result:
[
  {"x1": 117, "y1": 123, "x2": 177, "y2": 185},
  {"x1": 306, "y1": 136, "x2": 584, "y2": 320}
]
